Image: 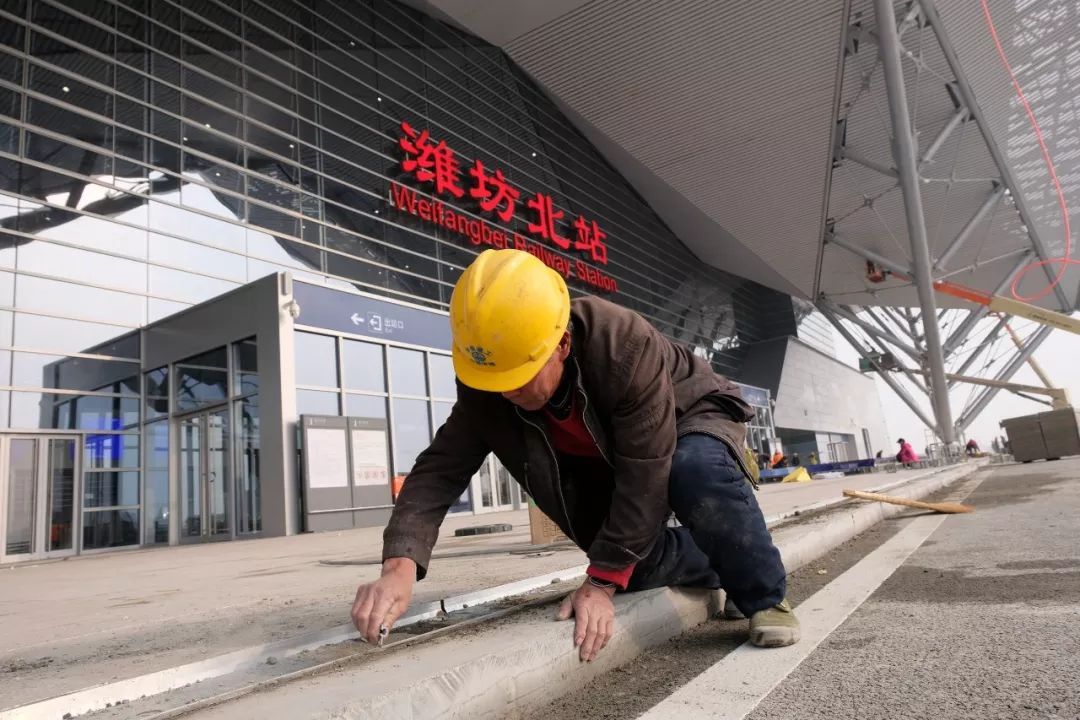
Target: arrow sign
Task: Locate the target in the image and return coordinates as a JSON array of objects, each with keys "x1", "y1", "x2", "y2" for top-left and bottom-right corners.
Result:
[{"x1": 350, "y1": 313, "x2": 362, "y2": 326}]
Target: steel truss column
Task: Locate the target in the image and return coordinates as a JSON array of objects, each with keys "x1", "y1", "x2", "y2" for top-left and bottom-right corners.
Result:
[
  {"x1": 955, "y1": 325, "x2": 1054, "y2": 432},
  {"x1": 828, "y1": 231, "x2": 912, "y2": 277},
  {"x1": 947, "y1": 314, "x2": 1009, "y2": 388},
  {"x1": 820, "y1": 306, "x2": 939, "y2": 432},
  {"x1": 859, "y1": 307, "x2": 930, "y2": 394},
  {"x1": 824, "y1": 302, "x2": 923, "y2": 363},
  {"x1": 919, "y1": 0, "x2": 1073, "y2": 312},
  {"x1": 873, "y1": 0, "x2": 955, "y2": 444}
]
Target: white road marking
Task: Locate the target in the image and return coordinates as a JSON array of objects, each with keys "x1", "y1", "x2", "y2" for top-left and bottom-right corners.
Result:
[{"x1": 638, "y1": 479, "x2": 981, "y2": 720}]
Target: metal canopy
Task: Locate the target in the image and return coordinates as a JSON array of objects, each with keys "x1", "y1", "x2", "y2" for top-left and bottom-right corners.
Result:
[
  {"x1": 406, "y1": 0, "x2": 1080, "y2": 314},
  {"x1": 408, "y1": 0, "x2": 1080, "y2": 443}
]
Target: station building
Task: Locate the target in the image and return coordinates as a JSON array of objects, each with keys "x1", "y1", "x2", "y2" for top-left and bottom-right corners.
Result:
[{"x1": 0, "y1": 0, "x2": 887, "y2": 561}]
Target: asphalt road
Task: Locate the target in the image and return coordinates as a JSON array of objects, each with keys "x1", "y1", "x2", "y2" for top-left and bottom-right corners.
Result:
[{"x1": 746, "y1": 458, "x2": 1080, "y2": 720}]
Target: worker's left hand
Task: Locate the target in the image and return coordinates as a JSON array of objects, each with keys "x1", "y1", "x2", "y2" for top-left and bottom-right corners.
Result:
[{"x1": 557, "y1": 580, "x2": 616, "y2": 662}]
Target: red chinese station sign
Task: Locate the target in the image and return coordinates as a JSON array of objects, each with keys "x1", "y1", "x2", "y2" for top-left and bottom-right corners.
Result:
[{"x1": 388, "y1": 121, "x2": 618, "y2": 293}]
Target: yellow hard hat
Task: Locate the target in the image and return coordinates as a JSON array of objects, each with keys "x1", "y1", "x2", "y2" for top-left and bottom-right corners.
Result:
[{"x1": 449, "y1": 249, "x2": 570, "y2": 392}]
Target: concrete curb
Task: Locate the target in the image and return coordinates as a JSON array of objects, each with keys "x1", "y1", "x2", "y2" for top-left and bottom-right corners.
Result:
[
  {"x1": 1, "y1": 462, "x2": 983, "y2": 719},
  {"x1": 174, "y1": 462, "x2": 987, "y2": 719}
]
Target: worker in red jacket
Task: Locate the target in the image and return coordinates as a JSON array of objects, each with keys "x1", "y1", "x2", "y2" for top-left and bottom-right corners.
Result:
[{"x1": 896, "y1": 438, "x2": 919, "y2": 465}]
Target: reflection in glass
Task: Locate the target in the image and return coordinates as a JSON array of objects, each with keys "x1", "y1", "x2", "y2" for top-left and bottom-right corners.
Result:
[
  {"x1": 17, "y1": 353, "x2": 139, "y2": 394},
  {"x1": 83, "y1": 471, "x2": 139, "y2": 508},
  {"x1": 47, "y1": 438, "x2": 76, "y2": 551},
  {"x1": 11, "y1": 391, "x2": 140, "y2": 431},
  {"x1": 428, "y1": 354, "x2": 456, "y2": 399},
  {"x1": 82, "y1": 509, "x2": 139, "y2": 549},
  {"x1": 175, "y1": 346, "x2": 228, "y2": 411},
  {"x1": 179, "y1": 415, "x2": 202, "y2": 538},
  {"x1": 5, "y1": 438, "x2": 37, "y2": 554},
  {"x1": 345, "y1": 393, "x2": 386, "y2": 419},
  {"x1": 391, "y1": 398, "x2": 430, "y2": 475},
  {"x1": 233, "y1": 338, "x2": 258, "y2": 396},
  {"x1": 84, "y1": 433, "x2": 139, "y2": 469},
  {"x1": 144, "y1": 420, "x2": 169, "y2": 544},
  {"x1": 146, "y1": 366, "x2": 169, "y2": 420},
  {"x1": 388, "y1": 347, "x2": 426, "y2": 396},
  {"x1": 342, "y1": 340, "x2": 385, "y2": 392},
  {"x1": 294, "y1": 332, "x2": 338, "y2": 387},
  {"x1": 236, "y1": 396, "x2": 261, "y2": 534},
  {"x1": 296, "y1": 389, "x2": 339, "y2": 416}
]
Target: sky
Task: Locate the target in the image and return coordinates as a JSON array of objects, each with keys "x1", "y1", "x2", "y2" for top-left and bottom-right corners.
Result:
[{"x1": 831, "y1": 313, "x2": 1080, "y2": 454}]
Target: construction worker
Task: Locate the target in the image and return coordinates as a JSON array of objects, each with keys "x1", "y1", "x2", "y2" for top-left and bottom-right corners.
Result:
[
  {"x1": 351, "y1": 249, "x2": 798, "y2": 662},
  {"x1": 896, "y1": 438, "x2": 919, "y2": 465},
  {"x1": 770, "y1": 449, "x2": 784, "y2": 469}
]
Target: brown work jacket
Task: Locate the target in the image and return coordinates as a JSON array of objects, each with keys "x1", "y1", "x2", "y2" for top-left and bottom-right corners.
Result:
[{"x1": 382, "y1": 296, "x2": 754, "y2": 579}]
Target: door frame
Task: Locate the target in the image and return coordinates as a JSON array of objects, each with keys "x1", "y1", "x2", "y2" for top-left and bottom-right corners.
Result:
[
  {"x1": 0, "y1": 434, "x2": 82, "y2": 564},
  {"x1": 173, "y1": 405, "x2": 234, "y2": 544}
]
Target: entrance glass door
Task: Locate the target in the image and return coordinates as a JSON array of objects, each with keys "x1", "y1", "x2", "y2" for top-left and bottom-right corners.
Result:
[
  {"x1": 178, "y1": 408, "x2": 231, "y2": 541},
  {"x1": 2, "y1": 436, "x2": 79, "y2": 561},
  {"x1": 473, "y1": 456, "x2": 518, "y2": 513}
]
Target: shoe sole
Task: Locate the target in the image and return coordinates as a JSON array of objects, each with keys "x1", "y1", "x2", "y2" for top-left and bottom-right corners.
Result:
[{"x1": 749, "y1": 626, "x2": 801, "y2": 648}]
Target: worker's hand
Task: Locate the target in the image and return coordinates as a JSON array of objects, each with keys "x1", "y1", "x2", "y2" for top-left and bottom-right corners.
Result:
[
  {"x1": 351, "y1": 557, "x2": 416, "y2": 644},
  {"x1": 556, "y1": 579, "x2": 616, "y2": 662}
]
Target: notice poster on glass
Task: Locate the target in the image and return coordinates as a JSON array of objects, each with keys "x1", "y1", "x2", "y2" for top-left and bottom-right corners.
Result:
[
  {"x1": 306, "y1": 427, "x2": 349, "y2": 489},
  {"x1": 352, "y1": 429, "x2": 389, "y2": 487}
]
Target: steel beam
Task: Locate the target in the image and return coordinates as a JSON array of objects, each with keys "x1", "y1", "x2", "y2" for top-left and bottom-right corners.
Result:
[
  {"x1": 933, "y1": 184, "x2": 1004, "y2": 271},
  {"x1": 820, "y1": 306, "x2": 940, "y2": 433},
  {"x1": 844, "y1": 149, "x2": 898, "y2": 179},
  {"x1": 826, "y1": 302, "x2": 923, "y2": 362},
  {"x1": 860, "y1": 307, "x2": 930, "y2": 394},
  {"x1": 943, "y1": 252, "x2": 1032, "y2": 355},
  {"x1": 919, "y1": 108, "x2": 967, "y2": 168},
  {"x1": 947, "y1": 314, "x2": 1008, "y2": 388},
  {"x1": 828, "y1": 232, "x2": 912, "y2": 277},
  {"x1": 935, "y1": 246, "x2": 1031, "y2": 280},
  {"x1": 955, "y1": 325, "x2": 1054, "y2": 432},
  {"x1": 919, "y1": 0, "x2": 1073, "y2": 313},
  {"x1": 874, "y1": 0, "x2": 956, "y2": 444}
]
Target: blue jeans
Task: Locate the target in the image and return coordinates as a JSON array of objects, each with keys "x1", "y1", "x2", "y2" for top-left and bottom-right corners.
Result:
[{"x1": 626, "y1": 433, "x2": 787, "y2": 616}]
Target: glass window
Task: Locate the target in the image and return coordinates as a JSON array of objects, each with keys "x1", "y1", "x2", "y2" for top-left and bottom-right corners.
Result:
[
  {"x1": 346, "y1": 393, "x2": 386, "y2": 419},
  {"x1": 391, "y1": 398, "x2": 430, "y2": 475},
  {"x1": 175, "y1": 347, "x2": 229, "y2": 412},
  {"x1": 294, "y1": 332, "x2": 338, "y2": 387},
  {"x1": 83, "y1": 509, "x2": 139, "y2": 549},
  {"x1": 85, "y1": 434, "x2": 139, "y2": 470},
  {"x1": 84, "y1": 471, "x2": 140, "y2": 508},
  {"x1": 342, "y1": 340, "x2": 384, "y2": 392},
  {"x1": 296, "y1": 389, "x2": 339, "y2": 416},
  {"x1": 14, "y1": 276, "x2": 146, "y2": 327},
  {"x1": 149, "y1": 233, "x2": 247, "y2": 282},
  {"x1": 431, "y1": 400, "x2": 454, "y2": 432},
  {"x1": 144, "y1": 420, "x2": 169, "y2": 544},
  {"x1": 235, "y1": 395, "x2": 260, "y2": 534},
  {"x1": 145, "y1": 367, "x2": 168, "y2": 420},
  {"x1": 12, "y1": 352, "x2": 139, "y2": 394},
  {"x1": 16, "y1": 238, "x2": 148, "y2": 294},
  {"x1": 388, "y1": 347, "x2": 426, "y2": 396},
  {"x1": 10, "y1": 391, "x2": 139, "y2": 431},
  {"x1": 233, "y1": 338, "x2": 258, "y2": 396},
  {"x1": 13, "y1": 313, "x2": 140, "y2": 356},
  {"x1": 428, "y1": 354, "x2": 456, "y2": 399},
  {"x1": 148, "y1": 266, "x2": 240, "y2": 305}
]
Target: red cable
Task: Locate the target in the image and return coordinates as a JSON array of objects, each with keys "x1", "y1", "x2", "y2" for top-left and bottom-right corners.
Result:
[{"x1": 979, "y1": 0, "x2": 1078, "y2": 303}]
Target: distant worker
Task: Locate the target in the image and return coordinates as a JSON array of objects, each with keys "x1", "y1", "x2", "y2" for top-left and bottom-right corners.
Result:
[
  {"x1": 770, "y1": 449, "x2": 784, "y2": 469},
  {"x1": 792, "y1": 452, "x2": 801, "y2": 466},
  {"x1": 965, "y1": 439, "x2": 980, "y2": 457},
  {"x1": 808, "y1": 451, "x2": 818, "y2": 465},
  {"x1": 896, "y1": 438, "x2": 919, "y2": 465},
  {"x1": 351, "y1": 250, "x2": 799, "y2": 662}
]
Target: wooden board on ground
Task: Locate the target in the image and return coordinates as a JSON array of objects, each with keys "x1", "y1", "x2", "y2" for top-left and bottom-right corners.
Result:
[{"x1": 528, "y1": 499, "x2": 569, "y2": 545}]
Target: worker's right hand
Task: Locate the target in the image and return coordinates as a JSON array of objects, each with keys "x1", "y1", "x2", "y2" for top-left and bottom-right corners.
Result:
[{"x1": 351, "y1": 557, "x2": 416, "y2": 644}]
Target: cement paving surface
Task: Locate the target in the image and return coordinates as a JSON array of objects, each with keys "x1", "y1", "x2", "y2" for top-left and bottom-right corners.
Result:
[
  {"x1": 0, "y1": 464, "x2": 958, "y2": 711},
  {"x1": 747, "y1": 458, "x2": 1080, "y2": 720}
]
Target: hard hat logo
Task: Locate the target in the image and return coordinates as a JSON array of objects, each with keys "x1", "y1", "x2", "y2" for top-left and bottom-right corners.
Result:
[
  {"x1": 449, "y1": 249, "x2": 570, "y2": 393},
  {"x1": 465, "y1": 345, "x2": 495, "y2": 367}
]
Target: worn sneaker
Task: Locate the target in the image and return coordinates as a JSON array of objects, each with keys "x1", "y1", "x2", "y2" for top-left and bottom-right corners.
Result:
[
  {"x1": 749, "y1": 599, "x2": 800, "y2": 648},
  {"x1": 723, "y1": 596, "x2": 745, "y2": 620}
]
